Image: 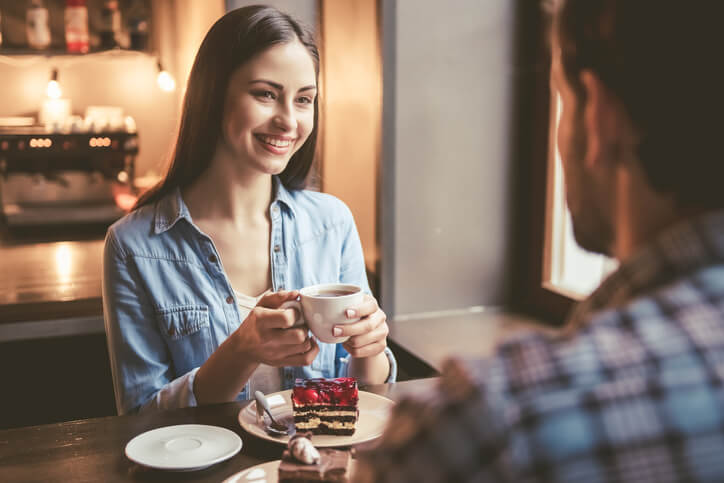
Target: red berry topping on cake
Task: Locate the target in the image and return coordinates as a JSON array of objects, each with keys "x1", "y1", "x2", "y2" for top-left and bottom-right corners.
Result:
[
  {"x1": 292, "y1": 377, "x2": 358, "y2": 406},
  {"x1": 300, "y1": 388, "x2": 319, "y2": 404}
]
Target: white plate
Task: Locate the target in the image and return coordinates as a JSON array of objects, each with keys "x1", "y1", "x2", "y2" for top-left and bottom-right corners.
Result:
[
  {"x1": 125, "y1": 424, "x2": 242, "y2": 471},
  {"x1": 223, "y1": 459, "x2": 359, "y2": 483},
  {"x1": 238, "y1": 389, "x2": 394, "y2": 447},
  {"x1": 223, "y1": 460, "x2": 280, "y2": 483}
]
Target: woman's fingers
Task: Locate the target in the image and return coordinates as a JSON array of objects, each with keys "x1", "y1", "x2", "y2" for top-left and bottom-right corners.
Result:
[
  {"x1": 266, "y1": 326, "x2": 309, "y2": 345},
  {"x1": 251, "y1": 306, "x2": 300, "y2": 330},
  {"x1": 343, "y1": 339, "x2": 387, "y2": 358},
  {"x1": 257, "y1": 290, "x2": 300, "y2": 309},
  {"x1": 275, "y1": 337, "x2": 320, "y2": 366},
  {"x1": 343, "y1": 319, "x2": 389, "y2": 349},
  {"x1": 344, "y1": 294, "x2": 378, "y2": 319},
  {"x1": 333, "y1": 308, "x2": 386, "y2": 338}
]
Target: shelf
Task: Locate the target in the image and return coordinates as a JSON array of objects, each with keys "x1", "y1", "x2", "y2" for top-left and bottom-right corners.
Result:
[{"x1": 0, "y1": 47, "x2": 150, "y2": 57}]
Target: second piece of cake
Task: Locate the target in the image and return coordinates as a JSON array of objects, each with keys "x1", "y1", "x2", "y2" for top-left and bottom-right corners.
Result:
[{"x1": 292, "y1": 378, "x2": 359, "y2": 435}]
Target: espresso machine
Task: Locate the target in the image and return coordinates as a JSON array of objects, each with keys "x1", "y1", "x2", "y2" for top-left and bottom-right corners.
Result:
[{"x1": 0, "y1": 125, "x2": 138, "y2": 226}]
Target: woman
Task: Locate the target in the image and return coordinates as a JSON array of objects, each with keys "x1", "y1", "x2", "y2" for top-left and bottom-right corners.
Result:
[{"x1": 102, "y1": 6, "x2": 395, "y2": 415}]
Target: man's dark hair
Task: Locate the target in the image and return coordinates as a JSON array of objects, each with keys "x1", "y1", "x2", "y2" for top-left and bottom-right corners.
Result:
[
  {"x1": 554, "y1": 0, "x2": 724, "y2": 208},
  {"x1": 135, "y1": 5, "x2": 319, "y2": 210}
]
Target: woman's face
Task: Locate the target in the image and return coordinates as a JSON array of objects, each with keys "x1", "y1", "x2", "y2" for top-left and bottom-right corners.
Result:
[{"x1": 220, "y1": 40, "x2": 317, "y2": 176}]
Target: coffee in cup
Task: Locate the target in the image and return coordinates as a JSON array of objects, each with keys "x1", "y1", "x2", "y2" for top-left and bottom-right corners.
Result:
[{"x1": 281, "y1": 283, "x2": 363, "y2": 343}]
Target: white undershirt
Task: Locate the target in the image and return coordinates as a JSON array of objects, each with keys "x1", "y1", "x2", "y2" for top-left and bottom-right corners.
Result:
[{"x1": 234, "y1": 289, "x2": 283, "y2": 396}]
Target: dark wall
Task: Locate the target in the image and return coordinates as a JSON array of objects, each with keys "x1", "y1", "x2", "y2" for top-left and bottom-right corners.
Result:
[{"x1": 0, "y1": 334, "x2": 116, "y2": 429}]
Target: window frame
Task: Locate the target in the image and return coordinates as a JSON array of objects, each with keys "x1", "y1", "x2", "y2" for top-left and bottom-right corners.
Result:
[{"x1": 511, "y1": 3, "x2": 575, "y2": 325}]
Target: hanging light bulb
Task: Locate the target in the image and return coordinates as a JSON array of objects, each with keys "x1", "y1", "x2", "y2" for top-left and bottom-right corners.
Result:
[
  {"x1": 47, "y1": 68, "x2": 62, "y2": 99},
  {"x1": 156, "y1": 60, "x2": 176, "y2": 92}
]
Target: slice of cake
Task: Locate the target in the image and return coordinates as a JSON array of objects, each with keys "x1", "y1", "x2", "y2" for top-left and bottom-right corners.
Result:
[
  {"x1": 278, "y1": 432, "x2": 351, "y2": 482},
  {"x1": 292, "y1": 377, "x2": 359, "y2": 435}
]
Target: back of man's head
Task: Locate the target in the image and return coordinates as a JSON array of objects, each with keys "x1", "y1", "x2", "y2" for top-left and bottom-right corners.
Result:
[{"x1": 554, "y1": 0, "x2": 724, "y2": 209}]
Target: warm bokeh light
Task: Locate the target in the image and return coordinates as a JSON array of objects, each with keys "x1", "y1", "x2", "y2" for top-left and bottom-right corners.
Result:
[
  {"x1": 46, "y1": 79, "x2": 62, "y2": 99},
  {"x1": 156, "y1": 70, "x2": 176, "y2": 92},
  {"x1": 54, "y1": 243, "x2": 73, "y2": 295},
  {"x1": 114, "y1": 193, "x2": 138, "y2": 212}
]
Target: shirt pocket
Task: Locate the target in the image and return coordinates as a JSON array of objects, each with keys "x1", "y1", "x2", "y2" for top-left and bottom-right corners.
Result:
[{"x1": 156, "y1": 305, "x2": 213, "y2": 375}]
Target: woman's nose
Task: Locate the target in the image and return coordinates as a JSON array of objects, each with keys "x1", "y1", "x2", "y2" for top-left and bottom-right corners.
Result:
[{"x1": 272, "y1": 103, "x2": 297, "y2": 131}]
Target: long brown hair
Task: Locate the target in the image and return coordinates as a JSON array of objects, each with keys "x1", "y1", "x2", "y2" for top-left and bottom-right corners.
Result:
[{"x1": 134, "y1": 5, "x2": 319, "y2": 210}]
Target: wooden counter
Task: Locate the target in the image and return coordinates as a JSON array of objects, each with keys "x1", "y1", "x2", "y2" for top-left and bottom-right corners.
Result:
[{"x1": 0, "y1": 238, "x2": 104, "y2": 323}]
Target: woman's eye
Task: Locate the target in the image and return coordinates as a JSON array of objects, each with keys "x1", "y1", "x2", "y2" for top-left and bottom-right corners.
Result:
[
  {"x1": 297, "y1": 96, "x2": 314, "y2": 105},
  {"x1": 253, "y1": 90, "x2": 276, "y2": 100}
]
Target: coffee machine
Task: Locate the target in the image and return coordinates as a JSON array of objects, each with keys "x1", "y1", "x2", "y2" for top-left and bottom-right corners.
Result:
[{"x1": 0, "y1": 125, "x2": 138, "y2": 226}]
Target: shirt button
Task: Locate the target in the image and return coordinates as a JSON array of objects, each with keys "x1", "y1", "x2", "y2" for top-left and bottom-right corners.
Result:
[
  {"x1": 208, "y1": 254, "x2": 217, "y2": 263},
  {"x1": 226, "y1": 295, "x2": 234, "y2": 304},
  {"x1": 273, "y1": 245, "x2": 281, "y2": 253},
  {"x1": 272, "y1": 206, "x2": 280, "y2": 214}
]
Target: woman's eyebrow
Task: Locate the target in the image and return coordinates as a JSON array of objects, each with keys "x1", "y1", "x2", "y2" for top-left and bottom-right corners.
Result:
[
  {"x1": 249, "y1": 79, "x2": 283, "y2": 89},
  {"x1": 249, "y1": 79, "x2": 316, "y2": 92}
]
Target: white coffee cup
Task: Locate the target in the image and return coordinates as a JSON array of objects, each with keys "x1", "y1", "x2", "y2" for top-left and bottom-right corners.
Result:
[{"x1": 281, "y1": 283, "x2": 364, "y2": 344}]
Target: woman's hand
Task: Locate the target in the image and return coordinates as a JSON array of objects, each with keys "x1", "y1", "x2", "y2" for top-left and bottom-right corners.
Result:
[
  {"x1": 234, "y1": 290, "x2": 319, "y2": 367},
  {"x1": 335, "y1": 294, "x2": 389, "y2": 358}
]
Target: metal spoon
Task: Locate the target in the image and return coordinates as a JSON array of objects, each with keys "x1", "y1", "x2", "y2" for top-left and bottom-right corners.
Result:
[{"x1": 254, "y1": 390, "x2": 290, "y2": 437}]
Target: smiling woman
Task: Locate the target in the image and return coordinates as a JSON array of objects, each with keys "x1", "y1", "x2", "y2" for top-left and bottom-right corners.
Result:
[
  {"x1": 102, "y1": 6, "x2": 396, "y2": 416},
  {"x1": 219, "y1": 41, "x2": 317, "y2": 176}
]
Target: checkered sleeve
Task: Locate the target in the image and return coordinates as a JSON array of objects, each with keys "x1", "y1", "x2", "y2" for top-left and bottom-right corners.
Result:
[{"x1": 355, "y1": 357, "x2": 515, "y2": 483}]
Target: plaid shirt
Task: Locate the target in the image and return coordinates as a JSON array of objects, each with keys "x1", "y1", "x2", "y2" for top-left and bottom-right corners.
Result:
[{"x1": 358, "y1": 210, "x2": 724, "y2": 483}]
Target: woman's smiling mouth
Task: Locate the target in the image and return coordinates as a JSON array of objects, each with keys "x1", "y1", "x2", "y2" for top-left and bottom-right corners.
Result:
[{"x1": 255, "y1": 134, "x2": 296, "y2": 154}]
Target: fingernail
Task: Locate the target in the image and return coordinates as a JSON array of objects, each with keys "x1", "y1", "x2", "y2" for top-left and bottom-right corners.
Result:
[
  {"x1": 346, "y1": 309, "x2": 357, "y2": 318},
  {"x1": 333, "y1": 327, "x2": 343, "y2": 337}
]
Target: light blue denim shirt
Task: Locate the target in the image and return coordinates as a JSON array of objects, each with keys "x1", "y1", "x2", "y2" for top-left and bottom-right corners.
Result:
[{"x1": 103, "y1": 177, "x2": 396, "y2": 415}]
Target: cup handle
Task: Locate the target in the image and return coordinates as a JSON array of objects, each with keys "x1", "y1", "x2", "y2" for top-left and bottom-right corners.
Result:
[{"x1": 279, "y1": 300, "x2": 304, "y2": 327}]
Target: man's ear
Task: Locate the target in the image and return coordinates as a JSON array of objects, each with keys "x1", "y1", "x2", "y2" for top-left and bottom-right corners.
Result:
[{"x1": 580, "y1": 70, "x2": 620, "y2": 169}]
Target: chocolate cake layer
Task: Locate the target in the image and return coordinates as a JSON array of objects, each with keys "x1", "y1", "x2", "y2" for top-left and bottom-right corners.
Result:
[
  {"x1": 294, "y1": 415, "x2": 357, "y2": 423},
  {"x1": 278, "y1": 448, "x2": 350, "y2": 482}
]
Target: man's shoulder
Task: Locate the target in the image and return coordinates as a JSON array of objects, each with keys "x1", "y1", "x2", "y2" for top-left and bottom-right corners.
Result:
[{"x1": 491, "y1": 265, "x2": 724, "y2": 393}]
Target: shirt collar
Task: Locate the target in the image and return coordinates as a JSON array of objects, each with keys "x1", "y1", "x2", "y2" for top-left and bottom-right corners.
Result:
[
  {"x1": 566, "y1": 209, "x2": 724, "y2": 331},
  {"x1": 272, "y1": 176, "x2": 297, "y2": 217},
  {"x1": 153, "y1": 187, "x2": 192, "y2": 234},
  {"x1": 152, "y1": 176, "x2": 297, "y2": 235}
]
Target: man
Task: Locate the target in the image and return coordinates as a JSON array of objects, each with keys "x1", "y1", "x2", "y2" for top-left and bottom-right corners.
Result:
[{"x1": 358, "y1": 0, "x2": 724, "y2": 481}]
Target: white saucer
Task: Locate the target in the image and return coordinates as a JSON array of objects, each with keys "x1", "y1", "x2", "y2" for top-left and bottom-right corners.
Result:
[
  {"x1": 223, "y1": 460, "x2": 280, "y2": 483},
  {"x1": 125, "y1": 424, "x2": 242, "y2": 471}
]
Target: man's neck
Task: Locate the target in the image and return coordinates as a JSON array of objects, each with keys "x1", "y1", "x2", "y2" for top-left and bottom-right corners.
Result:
[{"x1": 613, "y1": 164, "x2": 681, "y2": 261}]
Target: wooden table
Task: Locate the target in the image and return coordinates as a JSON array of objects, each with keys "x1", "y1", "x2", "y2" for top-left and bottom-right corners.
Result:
[{"x1": 0, "y1": 378, "x2": 438, "y2": 482}]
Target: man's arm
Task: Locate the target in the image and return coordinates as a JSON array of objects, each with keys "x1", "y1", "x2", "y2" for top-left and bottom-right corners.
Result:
[{"x1": 355, "y1": 358, "x2": 511, "y2": 482}]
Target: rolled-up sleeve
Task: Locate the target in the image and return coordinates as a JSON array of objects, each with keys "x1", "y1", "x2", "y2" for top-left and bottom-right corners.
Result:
[
  {"x1": 336, "y1": 345, "x2": 398, "y2": 383},
  {"x1": 102, "y1": 227, "x2": 198, "y2": 414}
]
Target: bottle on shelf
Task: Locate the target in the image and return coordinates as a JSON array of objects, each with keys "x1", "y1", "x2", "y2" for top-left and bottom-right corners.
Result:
[
  {"x1": 27, "y1": 0, "x2": 51, "y2": 50},
  {"x1": 65, "y1": 0, "x2": 89, "y2": 53},
  {"x1": 99, "y1": 0, "x2": 122, "y2": 49},
  {"x1": 127, "y1": 0, "x2": 149, "y2": 51}
]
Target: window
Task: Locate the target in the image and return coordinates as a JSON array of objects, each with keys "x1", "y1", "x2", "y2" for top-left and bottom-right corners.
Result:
[{"x1": 543, "y1": 95, "x2": 617, "y2": 300}]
